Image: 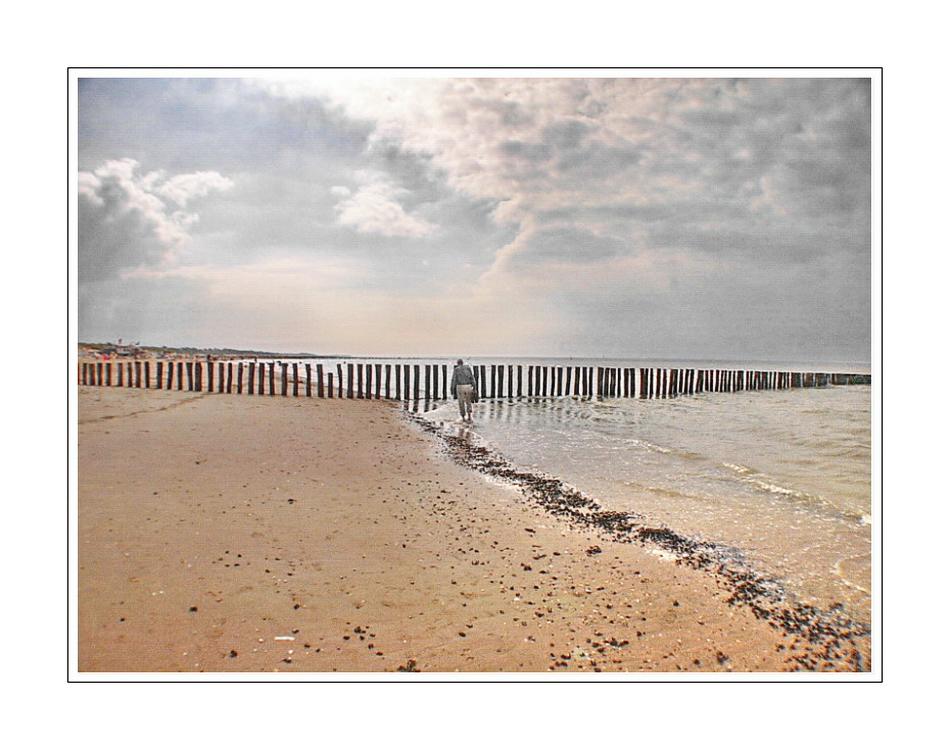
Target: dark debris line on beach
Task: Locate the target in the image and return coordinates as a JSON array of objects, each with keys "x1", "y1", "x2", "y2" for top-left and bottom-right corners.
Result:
[{"x1": 407, "y1": 414, "x2": 870, "y2": 673}]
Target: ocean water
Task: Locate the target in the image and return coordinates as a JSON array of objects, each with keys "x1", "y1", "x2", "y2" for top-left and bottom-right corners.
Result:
[{"x1": 416, "y1": 363, "x2": 873, "y2": 629}]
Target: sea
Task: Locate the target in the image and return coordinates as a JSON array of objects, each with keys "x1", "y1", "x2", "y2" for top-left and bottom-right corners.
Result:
[
  {"x1": 412, "y1": 357, "x2": 875, "y2": 630},
  {"x1": 267, "y1": 355, "x2": 875, "y2": 629}
]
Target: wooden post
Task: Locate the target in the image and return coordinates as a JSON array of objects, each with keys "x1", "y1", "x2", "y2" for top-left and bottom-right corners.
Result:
[
  {"x1": 413, "y1": 365, "x2": 421, "y2": 401},
  {"x1": 375, "y1": 364, "x2": 383, "y2": 399},
  {"x1": 347, "y1": 363, "x2": 354, "y2": 399},
  {"x1": 327, "y1": 372, "x2": 334, "y2": 397},
  {"x1": 385, "y1": 364, "x2": 392, "y2": 399},
  {"x1": 317, "y1": 364, "x2": 324, "y2": 398}
]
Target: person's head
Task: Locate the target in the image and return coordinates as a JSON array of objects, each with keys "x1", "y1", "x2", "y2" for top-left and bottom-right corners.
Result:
[{"x1": 457, "y1": 359, "x2": 464, "y2": 365}]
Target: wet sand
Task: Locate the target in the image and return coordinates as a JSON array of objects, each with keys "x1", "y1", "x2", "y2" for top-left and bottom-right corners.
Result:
[{"x1": 76, "y1": 386, "x2": 867, "y2": 674}]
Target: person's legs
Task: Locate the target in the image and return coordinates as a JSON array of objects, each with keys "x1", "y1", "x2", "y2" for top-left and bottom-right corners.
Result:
[{"x1": 457, "y1": 384, "x2": 473, "y2": 421}]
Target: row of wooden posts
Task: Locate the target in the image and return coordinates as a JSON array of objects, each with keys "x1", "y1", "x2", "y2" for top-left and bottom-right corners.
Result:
[{"x1": 79, "y1": 360, "x2": 870, "y2": 402}]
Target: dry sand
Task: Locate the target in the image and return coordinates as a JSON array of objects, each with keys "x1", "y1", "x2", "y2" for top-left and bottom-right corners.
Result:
[{"x1": 77, "y1": 386, "x2": 846, "y2": 674}]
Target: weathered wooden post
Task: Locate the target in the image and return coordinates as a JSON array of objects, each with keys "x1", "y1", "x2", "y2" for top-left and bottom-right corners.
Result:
[
  {"x1": 327, "y1": 372, "x2": 334, "y2": 397},
  {"x1": 316, "y1": 364, "x2": 324, "y2": 398}
]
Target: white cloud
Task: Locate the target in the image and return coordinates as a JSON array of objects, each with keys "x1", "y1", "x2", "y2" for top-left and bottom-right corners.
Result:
[
  {"x1": 333, "y1": 173, "x2": 436, "y2": 238},
  {"x1": 79, "y1": 158, "x2": 234, "y2": 251},
  {"x1": 154, "y1": 170, "x2": 236, "y2": 208}
]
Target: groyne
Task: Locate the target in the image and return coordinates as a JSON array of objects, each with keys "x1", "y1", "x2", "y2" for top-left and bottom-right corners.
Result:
[{"x1": 79, "y1": 360, "x2": 870, "y2": 402}]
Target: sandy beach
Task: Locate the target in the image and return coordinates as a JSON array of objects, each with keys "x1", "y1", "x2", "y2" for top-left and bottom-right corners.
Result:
[{"x1": 76, "y1": 386, "x2": 867, "y2": 674}]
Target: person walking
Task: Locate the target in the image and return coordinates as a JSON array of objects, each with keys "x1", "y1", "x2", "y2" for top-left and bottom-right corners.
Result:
[{"x1": 450, "y1": 358, "x2": 477, "y2": 422}]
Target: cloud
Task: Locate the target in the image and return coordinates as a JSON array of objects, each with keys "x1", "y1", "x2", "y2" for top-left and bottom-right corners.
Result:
[
  {"x1": 77, "y1": 76, "x2": 872, "y2": 361},
  {"x1": 78, "y1": 158, "x2": 234, "y2": 282},
  {"x1": 333, "y1": 171, "x2": 437, "y2": 238}
]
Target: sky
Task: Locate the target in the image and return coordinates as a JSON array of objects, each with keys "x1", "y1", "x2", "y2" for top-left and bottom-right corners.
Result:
[{"x1": 75, "y1": 72, "x2": 874, "y2": 364}]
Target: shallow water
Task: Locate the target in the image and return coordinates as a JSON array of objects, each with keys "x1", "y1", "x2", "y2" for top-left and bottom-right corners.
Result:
[{"x1": 424, "y1": 384, "x2": 873, "y2": 626}]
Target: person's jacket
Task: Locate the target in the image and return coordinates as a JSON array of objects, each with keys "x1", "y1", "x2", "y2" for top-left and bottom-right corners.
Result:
[{"x1": 450, "y1": 364, "x2": 475, "y2": 395}]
